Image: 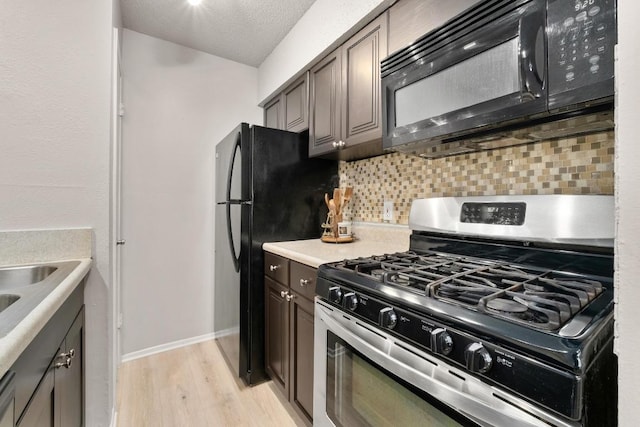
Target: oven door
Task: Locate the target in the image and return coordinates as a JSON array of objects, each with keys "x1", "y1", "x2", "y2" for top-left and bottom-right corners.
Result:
[
  {"x1": 382, "y1": 0, "x2": 547, "y2": 149},
  {"x1": 313, "y1": 300, "x2": 576, "y2": 427}
]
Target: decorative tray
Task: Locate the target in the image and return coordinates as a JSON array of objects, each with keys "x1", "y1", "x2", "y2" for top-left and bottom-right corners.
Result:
[{"x1": 320, "y1": 235, "x2": 354, "y2": 244}]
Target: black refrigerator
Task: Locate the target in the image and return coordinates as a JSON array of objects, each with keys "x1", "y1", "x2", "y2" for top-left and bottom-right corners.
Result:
[{"x1": 214, "y1": 123, "x2": 338, "y2": 385}]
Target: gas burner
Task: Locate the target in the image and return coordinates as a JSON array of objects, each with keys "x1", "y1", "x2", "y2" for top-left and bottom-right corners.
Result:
[
  {"x1": 385, "y1": 272, "x2": 412, "y2": 287},
  {"x1": 486, "y1": 298, "x2": 528, "y2": 313},
  {"x1": 369, "y1": 269, "x2": 385, "y2": 279}
]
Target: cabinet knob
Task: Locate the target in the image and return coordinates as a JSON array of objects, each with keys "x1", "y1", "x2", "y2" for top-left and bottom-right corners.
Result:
[
  {"x1": 55, "y1": 348, "x2": 76, "y2": 369},
  {"x1": 299, "y1": 278, "x2": 310, "y2": 287},
  {"x1": 280, "y1": 290, "x2": 288, "y2": 298},
  {"x1": 332, "y1": 140, "x2": 346, "y2": 149},
  {"x1": 55, "y1": 356, "x2": 72, "y2": 369},
  {"x1": 286, "y1": 294, "x2": 295, "y2": 302},
  {"x1": 59, "y1": 349, "x2": 76, "y2": 359},
  {"x1": 269, "y1": 264, "x2": 280, "y2": 272}
]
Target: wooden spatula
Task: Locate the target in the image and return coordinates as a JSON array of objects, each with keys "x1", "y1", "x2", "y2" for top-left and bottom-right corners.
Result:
[{"x1": 333, "y1": 188, "x2": 341, "y2": 217}]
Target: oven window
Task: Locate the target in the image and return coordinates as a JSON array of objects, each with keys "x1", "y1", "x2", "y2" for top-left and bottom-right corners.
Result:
[
  {"x1": 326, "y1": 331, "x2": 478, "y2": 427},
  {"x1": 394, "y1": 37, "x2": 520, "y2": 127}
]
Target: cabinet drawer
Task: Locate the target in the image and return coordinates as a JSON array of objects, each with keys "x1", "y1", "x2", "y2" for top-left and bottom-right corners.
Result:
[
  {"x1": 290, "y1": 262, "x2": 317, "y2": 301},
  {"x1": 265, "y1": 252, "x2": 289, "y2": 284}
]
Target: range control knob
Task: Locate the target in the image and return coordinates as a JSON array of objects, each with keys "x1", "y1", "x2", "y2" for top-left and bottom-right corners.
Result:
[
  {"x1": 430, "y1": 328, "x2": 453, "y2": 355},
  {"x1": 343, "y1": 292, "x2": 358, "y2": 311},
  {"x1": 328, "y1": 286, "x2": 343, "y2": 304},
  {"x1": 379, "y1": 307, "x2": 398, "y2": 330},
  {"x1": 464, "y1": 342, "x2": 492, "y2": 374}
]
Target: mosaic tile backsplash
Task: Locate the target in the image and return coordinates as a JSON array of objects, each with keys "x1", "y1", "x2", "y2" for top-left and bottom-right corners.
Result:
[{"x1": 339, "y1": 131, "x2": 614, "y2": 225}]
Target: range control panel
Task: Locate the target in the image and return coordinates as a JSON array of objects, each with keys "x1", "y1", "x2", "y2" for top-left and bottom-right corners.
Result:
[
  {"x1": 460, "y1": 202, "x2": 526, "y2": 225},
  {"x1": 547, "y1": 0, "x2": 616, "y2": 105}
]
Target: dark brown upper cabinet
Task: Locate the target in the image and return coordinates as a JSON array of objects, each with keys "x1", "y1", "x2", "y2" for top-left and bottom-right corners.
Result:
[
  {"x1": 309, "y1": 49, "x2": 342, "y2": 157},
  {"x1": 309, "y1": 12, "x2": 388, "y2": 161},
  {"x1": 264, "y1": 96, "x2": 283, "y2": 130},
  {"x1": 283, "y1": 72, "x2": 309, "y2": 133},
  {"x1": 342, "y1": 13, "x2": 388, "y2": 149},
  {"x1": 264, "y1": 72, "x2": 309, "y2": 133}
]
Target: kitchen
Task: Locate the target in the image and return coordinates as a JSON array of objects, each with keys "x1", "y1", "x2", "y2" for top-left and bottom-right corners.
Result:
[{"x1": 0, "y1": 0, "x2": 638, "y2": 426}]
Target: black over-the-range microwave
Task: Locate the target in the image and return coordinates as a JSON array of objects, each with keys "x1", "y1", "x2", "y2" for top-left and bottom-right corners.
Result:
[{"x1": 381, "y1": 0, "x2": 616, "y2": 157}]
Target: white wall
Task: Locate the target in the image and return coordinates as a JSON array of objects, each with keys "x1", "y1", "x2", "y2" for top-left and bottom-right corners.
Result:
[
  {"x1": 0, "y1": 1, "x2": 113, "y2": 425},
  {"x1": 257, "y1": 0, "x2": 390, "y2": 103},
  {"x1": 120, "y1": 30, "x2": 261, "y2": 356},
  {"x1": 615, "y1": 1, "x2": 640, "y2": 425}
]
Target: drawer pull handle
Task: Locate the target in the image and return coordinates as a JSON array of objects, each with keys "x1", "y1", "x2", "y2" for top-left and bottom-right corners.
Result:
[
  {"x1": 300, "y1": 279, "x2": 310, "y2": 286},
  {"x1": 269, "y1": 264, "x2": 280, "y2": 272}
]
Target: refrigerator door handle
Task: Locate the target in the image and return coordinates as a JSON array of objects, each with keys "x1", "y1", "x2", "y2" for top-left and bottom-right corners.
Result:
[
  {"x1": 226, "y1": 132, "x2": 242, "y2": 273},
  {"x1": 217, "y1": 199, "x2": 251, "y2": 205}
]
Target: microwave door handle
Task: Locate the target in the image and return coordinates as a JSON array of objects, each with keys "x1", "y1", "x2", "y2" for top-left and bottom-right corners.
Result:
[{"x1": 519, "y1": 7, "x2": 546, "y2": 100}]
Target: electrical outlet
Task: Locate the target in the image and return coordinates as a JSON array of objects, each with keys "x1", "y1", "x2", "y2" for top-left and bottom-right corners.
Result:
[{"x1": 383, "y1": 200, "x2": 394, "y2": 222}]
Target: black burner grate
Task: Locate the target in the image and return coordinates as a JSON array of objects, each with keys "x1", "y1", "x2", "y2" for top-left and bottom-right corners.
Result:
[{"x1": 335, "y1": 251, "x2": 604, "y2": 330}]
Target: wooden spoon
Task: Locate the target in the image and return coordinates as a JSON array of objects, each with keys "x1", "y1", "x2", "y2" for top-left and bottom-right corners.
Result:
[
  {"x1": 333, "y1": 188, "x2": 341, "y2": 217},
  {"x1": 342, "y1": 187, "x2": 353, "y2": 208},
  {"x1": 329, "y1": 199, "x2": 338, "y2": 237},
  {"x1": 324, "y1": 193, "x2": 331, "y2": 210}
]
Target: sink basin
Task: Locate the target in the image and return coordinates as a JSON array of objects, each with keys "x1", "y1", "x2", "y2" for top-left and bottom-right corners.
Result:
[
  {"x1": 0, "y1": 261, "x2": 79, "y2": 338},
  {"x1": 0, "y1": 265, "x2": 57, "y2": 290},
  {"x1": 0, "y1": 294, "x2": 20, "y2": 313}
]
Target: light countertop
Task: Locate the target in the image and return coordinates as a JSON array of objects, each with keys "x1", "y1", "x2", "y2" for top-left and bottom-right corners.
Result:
[
  {"x1": 263, "y1": 223, "x2": 411, "y2": 268},
  {"x1": 0, "y1": 229, "x2": 92, "y2": 378}
]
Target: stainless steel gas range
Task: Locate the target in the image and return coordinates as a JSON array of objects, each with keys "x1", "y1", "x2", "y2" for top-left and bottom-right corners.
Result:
[{"x1": 313, "y1": 195, "x2": 616, "y2": 427}]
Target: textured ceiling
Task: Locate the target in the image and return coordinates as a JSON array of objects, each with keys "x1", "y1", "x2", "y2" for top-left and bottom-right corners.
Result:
[{"x1": 120, "y1": 0, "x2": 316, "y2": 67}]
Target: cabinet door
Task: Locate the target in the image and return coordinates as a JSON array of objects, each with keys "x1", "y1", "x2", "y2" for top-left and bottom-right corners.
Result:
[
  {"x1": 0, "y1": 372, "x2": 15, "y2": 427},
  {"x1": 265, "y1": 277, "x2": 290, "y2": 395},
  {"x1": 309, "y1": 49, "x2": 342, "y2": 157},
  {"x1": 289, "y1": 293, "x2": 314, "y2": 424},
  {"x1": 55, "y1": 308, "x2": 84, "y2": 427},
  {"x1": 0, "y1": 403, "x2": 12, "y2": 427},
  {"x1": 342, "y1": 13, "x2": 388, "y2": 147},
  {"x1": 17, "y1": 361, "x2": 55, "y2": 427},
  {"x1": 264, "y1": 96, "x2": 283, "y2": 129},
  {"x1": 283, "y1": 72, "x2": 309, "y2": 133}
]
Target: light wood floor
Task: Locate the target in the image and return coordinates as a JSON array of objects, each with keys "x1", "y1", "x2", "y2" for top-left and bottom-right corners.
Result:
[{"x1": 116, "y1": 339, "x2": 303, "y2": 427}]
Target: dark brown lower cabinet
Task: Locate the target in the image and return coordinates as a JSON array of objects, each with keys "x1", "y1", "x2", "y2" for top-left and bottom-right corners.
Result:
[
  {"x1": 289, "y1": 293, "x2": 314, "y2": 422},
  {"x1": 13, "y1": 284, "x2": 85, "y2": 427},
  {"x1": 18, "y1": 307, "x2": 84, "y2": 427},
  {"x1": 264, "y1": 253, "x2": 316, "y2": 426},
  {"x1": 55, "y1": 308, "x2": 84, "y2": 427},
  {"x1": 17, "y1": 364, "x2": 54, "y2": 427},
  {"x1": 265, "y1": 277, "x2": 289, "y2": 395}
]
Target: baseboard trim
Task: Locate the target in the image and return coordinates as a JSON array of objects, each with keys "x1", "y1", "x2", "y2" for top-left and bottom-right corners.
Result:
[
  {"x1": 121, "y1": 330, "x2": 235, "y2": 362},
  {"x1": 109, "y1": 407, "x2": 117, "y2": 427}
]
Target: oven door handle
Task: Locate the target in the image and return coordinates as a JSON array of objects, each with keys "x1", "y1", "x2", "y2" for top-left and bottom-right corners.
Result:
[{"x1": 315, "y1": 302, "x2": 574, "y2": 427}]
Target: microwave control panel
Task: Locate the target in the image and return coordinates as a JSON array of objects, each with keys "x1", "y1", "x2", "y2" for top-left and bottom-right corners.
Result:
[{"x1": 547, "y1": 0, "x2": 616, "y2": 105}]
